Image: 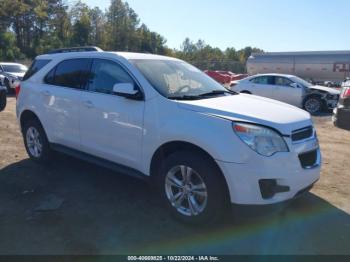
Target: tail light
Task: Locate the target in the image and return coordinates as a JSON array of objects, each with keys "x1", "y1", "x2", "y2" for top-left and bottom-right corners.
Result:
[
  {"x1": 341, "y1": 87, "x2": 350, "y2": 99},
  {"x1": 15, "y1": 84, "x2": 21, "y2": 99}
]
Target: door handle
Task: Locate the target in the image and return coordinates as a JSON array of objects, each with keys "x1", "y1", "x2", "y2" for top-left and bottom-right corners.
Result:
[
  {"x1": 41, "y1": 90, "x2": 51, "y2": 96},
  {"x1": 83, "y1": 100, "x2": 94, "y2": 108}
]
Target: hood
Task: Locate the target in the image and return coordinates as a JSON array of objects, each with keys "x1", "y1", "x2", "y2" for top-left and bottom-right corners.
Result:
[
  {"x1": 309, "y1": 85, "x2": 341, "y2": 95},
  {"x1": 177, "y1": 94, "x2": 312, "y2": 135}
]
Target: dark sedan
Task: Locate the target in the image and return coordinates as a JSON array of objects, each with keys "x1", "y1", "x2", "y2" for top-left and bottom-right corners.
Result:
[{"x1": 333, "y1": 84, "x2": 350, "y2": 131}]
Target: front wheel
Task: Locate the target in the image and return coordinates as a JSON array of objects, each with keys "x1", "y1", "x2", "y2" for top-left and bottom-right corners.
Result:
[
  {"x1": 157, "y1": 151, "x2": 229, "y2": 225},
  {"x1": 304, "y1": 96, "x2": 323, "y2": 115}
]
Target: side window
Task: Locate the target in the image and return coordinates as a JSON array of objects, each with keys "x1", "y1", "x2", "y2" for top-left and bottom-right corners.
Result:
[
  {"x1": 44, "y1": 59, "x2": 91, "y2": 89},
  {"x1": 87, "y1": 59, "x2": 135, "y2": 94},
  {"x1": 251, "y1": 76, "x2": 274, "y2": 85},
  {"x1": 275, "y1": 77, "x2": 293, "y2": 87},
  {"x1": 23, "y1": 59, "x2": 51, "y2": 81}
]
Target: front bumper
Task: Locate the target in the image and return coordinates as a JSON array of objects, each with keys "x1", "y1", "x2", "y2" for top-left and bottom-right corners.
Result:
[
  {"x1": 216, "y1": 138, "x2": 321, "y2": 205},
  {"x1": 325, "y1": 99, "x2": 339, "y2": 109}
]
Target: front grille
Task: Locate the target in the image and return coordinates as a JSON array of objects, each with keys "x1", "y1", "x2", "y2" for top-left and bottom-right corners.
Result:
[
  {"x1": 291, "y1": 126, "x2": 313, "y2": 142},
  {"x1": 299, "y1": 150, "x2": 318, "y2": 169}
]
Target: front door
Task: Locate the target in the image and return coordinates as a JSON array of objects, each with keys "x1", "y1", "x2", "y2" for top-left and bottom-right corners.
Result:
[
  {"x1": 79, "y1": 58, "x2": 145, "y2": 169},
  {"x1": 272, "y1": 76, "x2": 303, "y2": 107}
]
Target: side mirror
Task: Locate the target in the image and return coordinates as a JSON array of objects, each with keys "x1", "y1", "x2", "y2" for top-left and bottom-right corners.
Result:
[
  {"x1": 113, "y1": 83, "x2": 143, "y2": 100},
  {"x1": 290, "y1": 83, "x2": 299, "y2": 88}
]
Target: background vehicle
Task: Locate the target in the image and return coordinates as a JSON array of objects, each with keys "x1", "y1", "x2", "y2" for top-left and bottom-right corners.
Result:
[
  {"x1": 0, "y1": 85, "x2": 6, "y2": 111},
  {"x1": 17, "y1": 48, "x2": 321, "y2": 224},
  {"x1": 333, "y1": 81, "x2": 350, "y2": 130},
  {"x1": 247, "y1": 51, "x2": 350, "y2": 83},
  {"x1": 0, "y1": 62, "x2": 28, "y2": 93},
  {"x1": 324, "y1": 81, "x2": 340, "y2": 88},
  {"x1": 231, "y1": 73, "x2": 340, "y2": 114}
]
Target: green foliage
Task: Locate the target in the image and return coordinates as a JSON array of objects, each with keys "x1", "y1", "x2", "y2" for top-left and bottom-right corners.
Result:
[
  {"x1": 0, "y1": 31, "x2": 22, "y2": 60},
  {"x1": 0, "y1": 0, "x2": 263, "y2": 72}
]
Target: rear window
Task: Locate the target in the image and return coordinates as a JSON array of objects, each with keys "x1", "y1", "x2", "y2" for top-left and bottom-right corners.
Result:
[
  {"x1": 23, "y1": 59, "x2": 51, "y2": 81},
  {"x1": 2, "y1": 64, "x2": 27, "y2": 73}
]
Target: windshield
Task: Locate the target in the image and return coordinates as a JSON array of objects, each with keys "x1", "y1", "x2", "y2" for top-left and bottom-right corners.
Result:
[
  {"x1": 290, "y1": 76, "x2": 312, "y2": 88},
  {"x1": 2, "y1": 64, "x2": 28, "y2": 73},
  {"x1": 131, "y1": 59, "x2": 229, "y2": 99}
]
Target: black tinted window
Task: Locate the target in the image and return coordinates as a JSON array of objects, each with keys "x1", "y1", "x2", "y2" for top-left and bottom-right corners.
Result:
[
  {"x1": 87, "y1": 59, "x2": 134, "y2": 94},
  {"x1": 45, "y1": 59, "x2": 91, "y2": 89},
  {"x1": 23, "y1": 59, "x2": 51, "y2": 81}
]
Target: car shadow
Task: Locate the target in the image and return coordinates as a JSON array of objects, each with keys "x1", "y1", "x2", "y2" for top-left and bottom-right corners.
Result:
[{"x1": 0, "y1": 155, "x2": 349, "y2": 255}]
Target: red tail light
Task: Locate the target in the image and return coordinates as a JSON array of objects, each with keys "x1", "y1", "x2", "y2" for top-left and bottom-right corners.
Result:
[
  {"x1": 15, "y1": 84, "x2": 21, "y2": 99},
  {"x1": 342, "y1": 87, "x2": 350, "y2": 99}
]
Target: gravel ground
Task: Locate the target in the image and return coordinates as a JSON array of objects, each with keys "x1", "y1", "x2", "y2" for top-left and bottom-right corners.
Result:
[{"x1": 0, "y1": 97, "x2": 349, "y2": 255}]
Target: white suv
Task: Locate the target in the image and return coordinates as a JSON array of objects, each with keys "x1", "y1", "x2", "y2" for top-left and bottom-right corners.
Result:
[{"x1": 16, "y1": 47, "x2": 321, "y2": 224}]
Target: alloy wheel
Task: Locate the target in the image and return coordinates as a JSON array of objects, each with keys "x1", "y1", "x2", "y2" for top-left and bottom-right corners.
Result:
[
  {"x1": 165, "y1": 165, "x2": 208, "y2": 216},
  {"x1": 26, "y1": 127, "x2": 42, "y2": 158}
]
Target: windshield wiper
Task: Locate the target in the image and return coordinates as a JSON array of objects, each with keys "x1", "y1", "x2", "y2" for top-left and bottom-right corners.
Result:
[
  {"x1": 168, "y1": 90, "x2": 237, "y2": 100},
  {"x1": 167, "y1": 95, "x2": 202, "y2": 100},
  {"x1": 198, "y1": 90, "x2": 237, "y2": 97}
]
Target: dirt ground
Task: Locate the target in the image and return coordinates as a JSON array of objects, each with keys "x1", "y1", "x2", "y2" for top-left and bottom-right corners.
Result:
[{"x1": 0, "y1": 97, "x2": 349, "y2": 255}]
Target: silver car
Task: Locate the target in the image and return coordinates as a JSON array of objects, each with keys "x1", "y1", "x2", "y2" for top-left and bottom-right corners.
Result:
[{"x1": 232, "y1": 73, "x2": 341, "y2": 114}]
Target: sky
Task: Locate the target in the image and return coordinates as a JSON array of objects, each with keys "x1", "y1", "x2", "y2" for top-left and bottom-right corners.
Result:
[{"x1": 79, "y1": 0, "x2": 350, "y2": 52}]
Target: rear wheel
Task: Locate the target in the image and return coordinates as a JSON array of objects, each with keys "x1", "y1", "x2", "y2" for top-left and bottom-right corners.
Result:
[
  {"x1": 4, "y1": 78, "x2": 12, "y2": 94},
  {"x1": 0, "y1": 91, "x2": 6, "y2": 111},
  {"x1": 304, "y1": 96, "x2": 323, "y2": 115},
  {"x1": 22, "y1": 119, "x2": 52, "y2": 163},
  {"x1": 157, "y1": 151, "x2": 229, "y2": 225}
]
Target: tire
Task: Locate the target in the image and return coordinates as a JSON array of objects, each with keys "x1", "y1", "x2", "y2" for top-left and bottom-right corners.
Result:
[
  {"x1": 22, "y1": 118, "x2": 52, "y2": 163},
  {"x1": 240, "y1": 90, "x2": 251, "y2": 94},
  {"x1": 0, "y1": 91, "x2": 6, "y2": 111},
  {"x1": 157, "y1": 151, "x2": 229, "y2": 225},
  {"x1": 4, "y1": 78, "x2": 12, "y2": 94},
  {"x1": 303, "y1": 96, "x2": 323, "y2": 115}
]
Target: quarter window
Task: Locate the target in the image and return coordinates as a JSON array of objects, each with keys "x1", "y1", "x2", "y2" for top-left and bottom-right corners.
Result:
[
  {"x1": 23, "y1": 59, "x2": 51, "y2": 81},
  {"x1": 44, "y1": 59, "x2": 91, "y2": 89},
  {"x1": 87, "y1": 59, "x2": 135, "y2": 94}
]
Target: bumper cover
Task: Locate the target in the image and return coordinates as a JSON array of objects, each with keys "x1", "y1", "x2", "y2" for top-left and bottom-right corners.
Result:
[{"x1": 216, "y1": 139, "x2": 321, "y2": 205}]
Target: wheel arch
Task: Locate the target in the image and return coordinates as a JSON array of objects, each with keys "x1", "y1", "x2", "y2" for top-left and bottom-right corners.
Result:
[
  {"x1": 150, "y1": 141, "x2": 230, "y2": 200},
  {"x1": 20, "y1": 110, "x2": 43, "y2": 132}
]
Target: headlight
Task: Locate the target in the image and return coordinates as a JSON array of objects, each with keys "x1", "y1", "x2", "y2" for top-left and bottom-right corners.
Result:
[{"x1": 232, "y1": 122, "x2": 289, "y2": 156}]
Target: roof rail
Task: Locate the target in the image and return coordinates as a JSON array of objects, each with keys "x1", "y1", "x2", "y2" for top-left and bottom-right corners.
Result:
[{"x1": 46, "y1": 46, "x2": 103, "y2": 54}]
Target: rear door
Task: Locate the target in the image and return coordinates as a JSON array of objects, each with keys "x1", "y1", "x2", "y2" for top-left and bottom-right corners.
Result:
[
  {"x1": 79, "y1": 58, "x2": 145, "y2": 169},
  {"x1": 272, "y1": 76, "x2": 303, "y2": 107},
  {"x1": 248, "y1": 76, "x2": 275, "y2": 98},
  {"x1": 41, "y1": 58, "x2": 91, "y2": 149}
]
